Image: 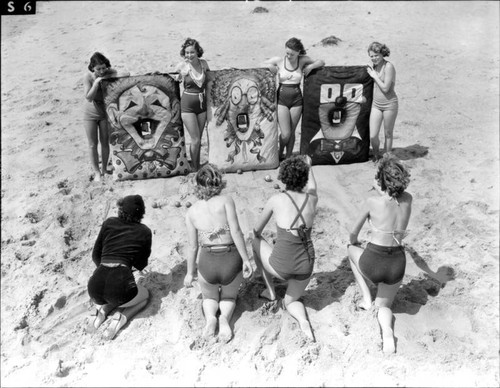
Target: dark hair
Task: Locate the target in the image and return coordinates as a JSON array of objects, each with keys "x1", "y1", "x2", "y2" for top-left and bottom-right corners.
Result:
[
  {"x1": 180, "y1": 38, "x2": 204, "y2": 58},
  {"x1": 278, "y1": 155, "x2": 309, "y2": 192},
  {"x1": 285, "y1": 37, "x2": 307, "y2": 55},
  {"x1": 194, "y1": 164, "x2": 226, "y2": 200},
  {"x1": 367, "y1": 42, "x2": 391, "y2": 57},
  {"x1": 375, "y1": 154, "x2": 410, "y2": 198},
  {"x1": 88, "y1": 52, "x2": 111, "y2": 72},
  {"x1": 117, "y1": 195, "x2": 145, "y2": 223}
]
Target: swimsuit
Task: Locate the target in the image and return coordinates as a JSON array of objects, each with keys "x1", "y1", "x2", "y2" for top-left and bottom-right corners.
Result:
[
  {"x1": 269, "y1": 192, "x2": 315, "y2": 281},
  {"x1": 358, "y1": 216, "x2": 408, "y2": 285},
  {"x1": 277, "y1": 57, "x2": 303, "y2": 108},
  {"x1": 88, "y1": 217, "x2": 152, "y2": 307},
  {"x1": 372, "y1": 62, "x2": 398, "y2": 112},
  {"x1": 197, "y1": 224, "x2": 243, "y2": 286},
  {"x1": 83, "y1": 83, "x2": 107, "y2": 121},
  {"x1": 359, "y1": 243, "x2": 406, "y2": 285},
  {"x1": 181, "y1": 62, "x2": 207, "y2": 114}
]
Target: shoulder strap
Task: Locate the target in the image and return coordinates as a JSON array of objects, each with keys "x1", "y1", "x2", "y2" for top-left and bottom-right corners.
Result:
[{"x1": 283, "y1": 191, "x2": 308, "y2": 229}]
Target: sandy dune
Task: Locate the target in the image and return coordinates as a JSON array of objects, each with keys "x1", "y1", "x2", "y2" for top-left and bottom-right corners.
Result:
[{"x1": 1, "y1": 1, "x2": 499, "y2": 386}]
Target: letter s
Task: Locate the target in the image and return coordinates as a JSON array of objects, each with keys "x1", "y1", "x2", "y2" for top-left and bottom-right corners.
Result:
[{"x1": 8, "y1": 1, "x2": 15, "y2": 12}]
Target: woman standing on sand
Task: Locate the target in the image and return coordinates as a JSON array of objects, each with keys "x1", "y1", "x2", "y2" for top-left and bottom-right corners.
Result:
[
  {"x1": 262, "y1": 37, "x2": 324, "y2": 160},
  {"x1": 347, "y1": 154, "x2": 412, "y2": 354},
  {"x1": 366, "y1": 42, "x2": 399, "y2": 161},
  {"x1": 252, "y1": 155, "x2": 318, "y2": 341},
  {"x1": 174, "y1": 38, "x2": 211, "y2": 171},
  {"x1": 87, "y1": 195, "x2": 152, "y2": 340},
  {"x1": 184, "y1": 164, "x2": 253, "y2": 342},
  {"x1": 82, "y1": 52, "x2": 129, "y2": 181}
]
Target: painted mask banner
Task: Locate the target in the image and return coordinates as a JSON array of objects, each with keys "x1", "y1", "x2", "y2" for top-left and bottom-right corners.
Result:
[
  {"x1": 102, "y1": 74, "x2": 190, "y2": 181},
  {"x1": 206, "y1": 68, "x2": 279, "y2": 173},
  {"x1": 300, "y1": 66, "x2": 373, "y2": 165}
]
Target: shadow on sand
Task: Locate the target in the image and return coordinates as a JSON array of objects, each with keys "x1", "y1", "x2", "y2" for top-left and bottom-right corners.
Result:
[{"x1": 393, "y1": 246, "x2": 456, "y2": 314}]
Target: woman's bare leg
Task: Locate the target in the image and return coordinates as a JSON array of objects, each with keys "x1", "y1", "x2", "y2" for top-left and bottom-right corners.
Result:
[
  {"x1": 369, "y1": 108, "x2": 383, "y2": 160},
  {"x1": 252, "y1": 236, "x2": 284, "y2": 301},
  {"x1": 198, "y1": 272, "x2": 220, "y2": 338},
  {"x1": 218, "y1": 271, "x2": 243, "y2": 342},
  {"x1": 286, "y1": 105, "x2": 302, "y2": 158},
  {"x1": 84, "y1": 120, "x2": 102, "y2": 180},
  {"x1": 182, "y1": 112, "x2": 202, "y2": 170},
  {"x1": 375, "y1": 281, "x2": 401, "y2": 354},
  {"x1": 348, "y1": 245, "x2": 373, "y2": 310},
  {"x1": 382, "y1": 109, "x2": 398, "y2": 154},
  {"x1": 284, "y1": 278, "x2": 314, "y2": 341}
]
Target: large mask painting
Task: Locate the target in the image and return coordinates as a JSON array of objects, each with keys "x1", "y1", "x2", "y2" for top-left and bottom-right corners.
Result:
[
  {"x1": 206, "y1": 68, "x2": 279, "y2": 173},
  {"x1": 102, "y1": 74, "x2": 190, "y2": 180},
  {"x1": 300, "y1": 66, "x2": 373, "y2": 165}
]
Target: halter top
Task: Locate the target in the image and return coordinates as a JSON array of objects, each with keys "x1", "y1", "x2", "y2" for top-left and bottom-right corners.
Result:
[{"x1": 278, "y1": 57, "x2": 303, "y2": 84}]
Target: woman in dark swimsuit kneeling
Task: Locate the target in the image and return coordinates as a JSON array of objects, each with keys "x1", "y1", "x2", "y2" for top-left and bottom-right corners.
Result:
[
  {"x1": 347, "y1": 154, "x2": 412, "y2": 354},
  {"x1": 184, "y1": 164, "x2": 253, "y2": 342},
  {"x1": 252, "y1": 155, "x2": 318, "y2": 341}
]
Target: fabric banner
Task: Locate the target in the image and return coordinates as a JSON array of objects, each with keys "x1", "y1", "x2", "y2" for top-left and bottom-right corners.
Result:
[
  {"x1": 206, "y1": 68, "x2": 279, "y2": 173},
  {"x1": 300, "y1": 66, "x2": 373, "y2": 165},
  {"x1": 102, "y1": 74, "x2": 190, "y2": 181}
]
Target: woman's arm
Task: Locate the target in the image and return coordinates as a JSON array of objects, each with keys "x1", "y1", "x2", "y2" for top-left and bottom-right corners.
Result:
[
  {"x1": 184, "y1": 211, "x2": 199, "y2": 287},
  {"x1": 303, "y1": 156, "x2": 318, "y2": 197},
  {"x1": 302, "y1": 56, "x2": 325, "y2": 77},
  {"x1": 134, "y1": 227, "x2": 152, "y2": 271},
  {"x1": 91, "y1": 223, "x2": 106, "y2": 267},
  {"x1": 260, "y1": 56, "x2": 281, "y2": 74},
  {"x1": 83, "y1": 72, "x2": 102, "y2": 102},
  {"x1": 367, "y1": 62, "x2": 396, "y2": 93},
  {"x1": 349, "y1": 200, "x2": 370, "y2": 245},
  {"x1": 225, "y1": 196, "x2": 253, "y2": 278}
]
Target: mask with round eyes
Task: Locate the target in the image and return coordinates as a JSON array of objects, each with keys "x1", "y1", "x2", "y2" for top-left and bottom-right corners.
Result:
[{"x1": 230, "y1": 85, "x2": 259, "y2": 106}]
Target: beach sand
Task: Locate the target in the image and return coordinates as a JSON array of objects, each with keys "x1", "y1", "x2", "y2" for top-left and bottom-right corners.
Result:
[{"x1": 1, "y1": 1, "x2": 499, "y2": 386}]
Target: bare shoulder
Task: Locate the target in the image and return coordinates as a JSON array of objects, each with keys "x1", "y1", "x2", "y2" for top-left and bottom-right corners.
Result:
[
  {"x1": 399, "y1": 191, "x2": 413, "y2": 204},
  {"x1": 201, "y1": 59, "x2": 210, "y2": 70}
]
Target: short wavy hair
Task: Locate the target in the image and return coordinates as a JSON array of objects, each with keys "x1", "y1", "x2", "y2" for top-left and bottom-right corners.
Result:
[
  {"x1": 375, "y1": 154, "x2": 410, "y2": 198},
  {"x1": 367, "y1": 41, "x2": 391, "y2": 57},
  {"x1": 278, "y1": 155, "x2": 309, "y2": 192},
  {"x1": 286, "y1": 37, "x2": 307, "y2": 55},
  {"x1": 180, "y1": 38, "x2": 204, "y2": 58},
  {"x1": 88, "y1": 52, "x2": 111, "y2": 72},
  {"x1": 117, "y1": 195, "x2": 145, "y2": 223},
  {"x1": 194, "y1": 164, "x2": 226, "y2": 200}
]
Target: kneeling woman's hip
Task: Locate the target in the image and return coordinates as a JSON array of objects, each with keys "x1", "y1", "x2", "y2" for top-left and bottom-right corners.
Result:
[
  {"x1": 198, "y1": 243, "x2": 243, "y2": 286},
  {"x1": 88, "y1": 264, "x2": 138, "y2": 306}
]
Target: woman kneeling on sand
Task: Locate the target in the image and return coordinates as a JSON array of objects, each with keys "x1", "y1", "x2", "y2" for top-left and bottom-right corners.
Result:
[
  {"x1": 347, "y1": 154, "x2": 412, "y2": 354},
  {"x1": 252, "y1": 155, "x2": 318, "y2": 341},
  {"x1": 87, "y1": 195, "x2": 152, "y2": 340},
  {"x1": 184, "y1": 164, "x2": 253, "y2": 342}
]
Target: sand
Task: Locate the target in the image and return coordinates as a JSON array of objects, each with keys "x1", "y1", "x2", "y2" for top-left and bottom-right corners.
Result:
[{"x1": 1, "y1": 1, "x2": 499, "y2": 386}]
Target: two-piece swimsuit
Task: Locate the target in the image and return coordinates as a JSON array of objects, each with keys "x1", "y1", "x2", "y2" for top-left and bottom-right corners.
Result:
[
  {"x1": 277, "y1": 57, "x2": 304, "y2": 109},
  {"x1": 372, "y1": 61, "x2": 398, "y2": 112},
  {"x1": 269, "y1": 192, "x2": 315, "y2": 281},
  {"x1": 197, "y1": 224, "x2": 242, "y2": 286},
  {"x1": 358, "y1": 215, "x2": 408, "y2": 285},
  {"x1": 180, "y1": 62, "x2": 207, "y2": 115}
]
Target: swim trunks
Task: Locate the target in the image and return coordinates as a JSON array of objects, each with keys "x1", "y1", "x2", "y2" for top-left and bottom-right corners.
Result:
[
  {"x1": 277, "y1": 84, "x2": 303, "y2": 109},
  {"x1": 198, "y1": 243, "x2": 243, "y2": 286},
  {"x1": 87, "y1": 264, "x2": 138, "y2": 306},
  {"x1": 359, "y1": 242, "x2": 406, "y2": 285}
]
